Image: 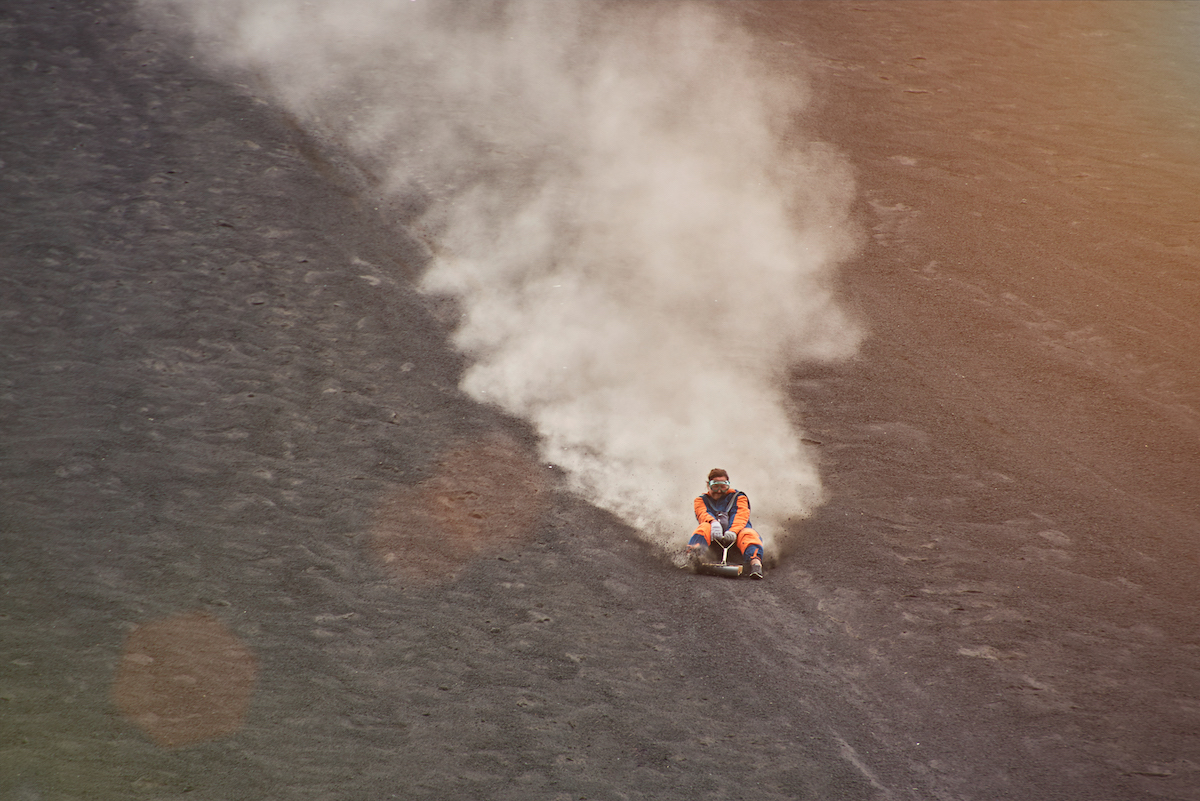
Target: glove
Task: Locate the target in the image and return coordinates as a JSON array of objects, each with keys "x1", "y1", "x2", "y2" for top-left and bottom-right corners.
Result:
[{"x1": 712, "y1": 522, "x2": 735, "y2": 547}]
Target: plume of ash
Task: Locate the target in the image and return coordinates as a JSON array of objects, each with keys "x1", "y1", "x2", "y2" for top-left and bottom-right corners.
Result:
[{"x1": 142, "y1": 0, "x2": 862, "y2": 549}]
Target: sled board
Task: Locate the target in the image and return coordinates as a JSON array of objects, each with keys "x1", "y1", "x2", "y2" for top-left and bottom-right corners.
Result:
[
  {"x1": 696, "y1": 561, "x2": 743, "y2": 578},
  {"x1": 693, "y1": 541, "x2": 745, "y2": 578}
]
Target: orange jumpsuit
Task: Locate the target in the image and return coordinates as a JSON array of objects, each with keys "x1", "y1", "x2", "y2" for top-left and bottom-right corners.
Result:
[{"x1": 691, "y1": 490, "x2": 763, "y2": 561}]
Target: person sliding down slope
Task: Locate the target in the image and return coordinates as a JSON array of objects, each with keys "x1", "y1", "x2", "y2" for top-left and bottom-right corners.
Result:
[{"x1": 687, "y1": 468, "x2": 764, "y2": 579}]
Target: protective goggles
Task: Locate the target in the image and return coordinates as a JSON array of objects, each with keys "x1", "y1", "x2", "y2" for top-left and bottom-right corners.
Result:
[{"x1": 708, "y1": 479, "x2": 730, "y2": 489}]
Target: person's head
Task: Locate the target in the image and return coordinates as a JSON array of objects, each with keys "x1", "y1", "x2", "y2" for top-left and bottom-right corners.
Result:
[{"x1": 706, "y1": 468, "x2": 731, "y2": 497}]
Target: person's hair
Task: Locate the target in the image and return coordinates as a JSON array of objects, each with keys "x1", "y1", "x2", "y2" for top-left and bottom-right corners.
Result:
[{"x1": 707, "y1": 468, "x2": 729, "y2": 481}]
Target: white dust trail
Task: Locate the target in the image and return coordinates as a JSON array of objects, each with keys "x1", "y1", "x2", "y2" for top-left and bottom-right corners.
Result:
[{"x1": 142, "y1": 0, "x2": 862, "y2": 551}]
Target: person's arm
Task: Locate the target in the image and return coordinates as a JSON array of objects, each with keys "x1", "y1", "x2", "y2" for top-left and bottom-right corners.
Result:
[{"x1": 694, "y1": 495, "x2": 714, "y2": 524}]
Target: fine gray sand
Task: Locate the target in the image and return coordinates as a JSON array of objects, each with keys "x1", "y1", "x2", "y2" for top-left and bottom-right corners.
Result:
[{"x1": 3, "y1": 2, "x2": 1199, "y2": 800}]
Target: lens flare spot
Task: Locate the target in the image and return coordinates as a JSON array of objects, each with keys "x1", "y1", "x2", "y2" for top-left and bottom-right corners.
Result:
[
  {"x1": 112, "y1": 612, "x2": 257, "y2": 749},
  {"x1": 371, "y1": 433, "x2": 550, "y2": 582}
]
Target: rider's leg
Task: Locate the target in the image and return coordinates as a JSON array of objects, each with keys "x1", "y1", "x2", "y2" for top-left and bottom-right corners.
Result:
[
  {"x1": 736, "y1": 526, "x2": 763, "y2": 562},
  {"x1": 689, "y1": 523, "x2": 712, "y2": 550},
  {"x1": 738, "y1": 527, "x2": 765, "y2": 578},
  {"x1": 686, "y1": 524, "x2": 711, "y2": 564}
]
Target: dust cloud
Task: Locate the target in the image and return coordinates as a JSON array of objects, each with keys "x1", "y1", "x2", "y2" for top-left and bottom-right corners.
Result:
[{"x1": 141, "y1": 0, "x2": 862, "y2": 550}]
